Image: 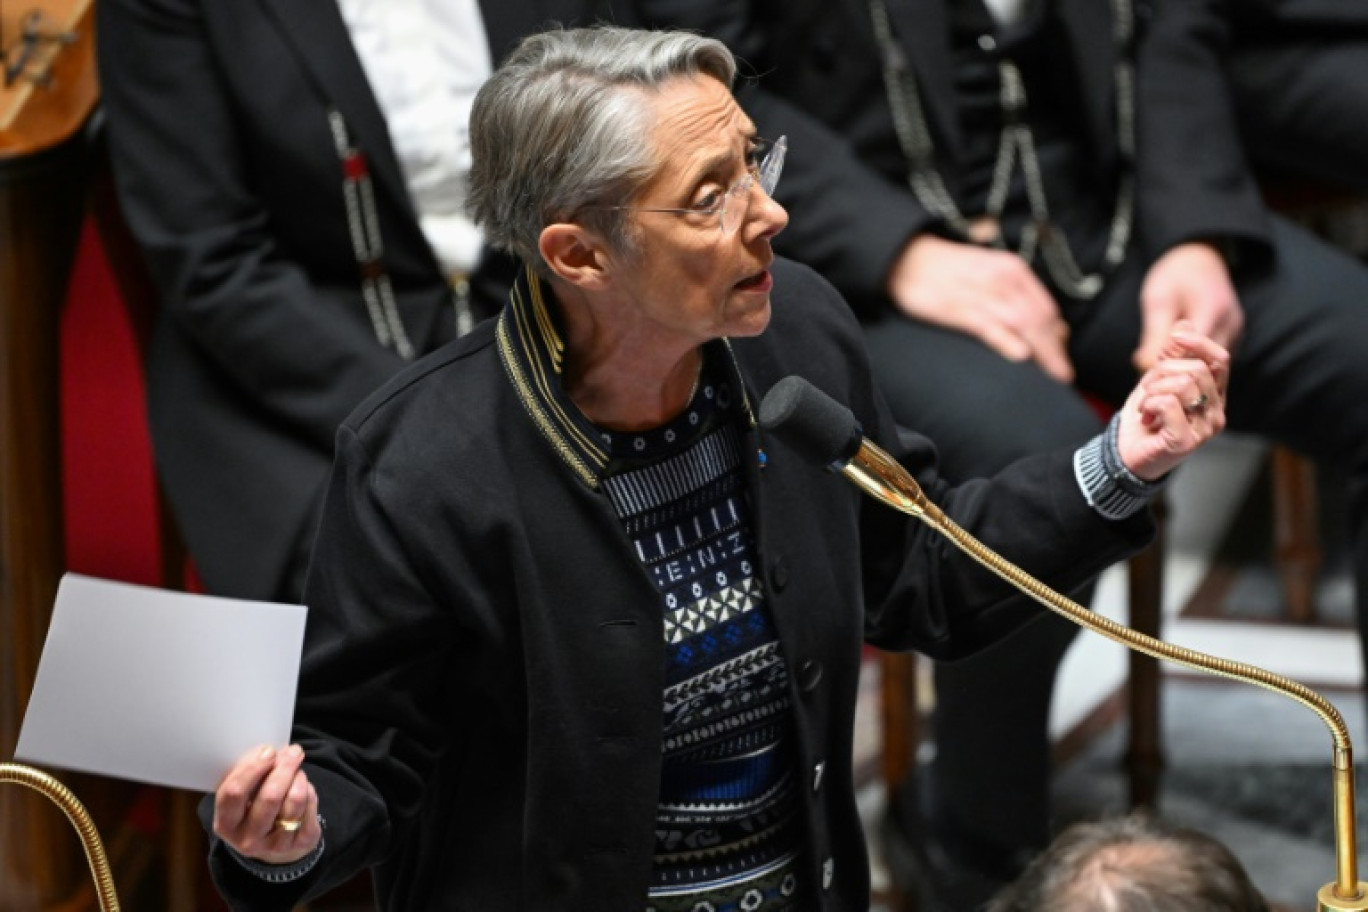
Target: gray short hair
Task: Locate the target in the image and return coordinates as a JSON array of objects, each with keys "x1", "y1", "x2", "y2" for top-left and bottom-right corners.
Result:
[{"x1": 467, "y1": 26, "x2": 736, "y2": 273}]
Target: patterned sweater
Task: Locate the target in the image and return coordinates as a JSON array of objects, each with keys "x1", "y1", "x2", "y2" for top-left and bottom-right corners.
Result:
[{"x1": 600, "y1": 367, "x2": 805, "y2": 912}]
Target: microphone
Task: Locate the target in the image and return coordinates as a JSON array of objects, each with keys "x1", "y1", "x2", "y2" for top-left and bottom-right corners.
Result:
[
  {"x1": 758, "y1": 375, "x2": 943, "y2": 524},
  {"x1": 756, "y1": 375, "x2": 863, "y2": 468},
  {"x1": 759, "y1": 376, "x2": 1368, "y2": 910}
]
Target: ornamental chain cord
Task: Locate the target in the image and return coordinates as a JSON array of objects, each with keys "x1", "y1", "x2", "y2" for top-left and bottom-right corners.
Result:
[{"x1": 867, "y1": 0, "x2": 1136, "y2": 299}]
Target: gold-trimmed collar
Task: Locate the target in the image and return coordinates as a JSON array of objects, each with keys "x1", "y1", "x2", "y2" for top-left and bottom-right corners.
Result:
[{"x1": 494, "y1": 264, "x2": 756, "y2": 491}]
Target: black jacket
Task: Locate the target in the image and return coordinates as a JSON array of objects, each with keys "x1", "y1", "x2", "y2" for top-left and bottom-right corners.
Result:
[
  {"x1": 1230, "y1": 0, "x2": 1368, "y2": 30},
  {"x1": 97, "y1": 0, "x2": 631, "y2": 599},
  {"x1": 1139, "y1": 0, "x2": 1368, "y2": 219},
  {"x1": 207, "y1": 259, "x2": 1153, "y2": 910}
]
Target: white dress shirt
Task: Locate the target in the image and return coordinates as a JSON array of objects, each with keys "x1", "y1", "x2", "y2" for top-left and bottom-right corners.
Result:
[{"x1": 336, "y1": 0, "x2": 492, "y2": 278}]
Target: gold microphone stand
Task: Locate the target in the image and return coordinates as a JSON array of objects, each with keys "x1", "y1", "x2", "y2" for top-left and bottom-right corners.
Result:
[
  {"x1": 842, "y1": 439, "x2": 1368, "y2": 911},
  {"x1": 0, "y1": 762, "x2": 121, "y2": 911}
]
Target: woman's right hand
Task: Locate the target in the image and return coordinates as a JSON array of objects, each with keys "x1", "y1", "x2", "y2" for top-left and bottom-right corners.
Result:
[{"x1": 213, "y1": 743, "x2": 322, "y2": 864}]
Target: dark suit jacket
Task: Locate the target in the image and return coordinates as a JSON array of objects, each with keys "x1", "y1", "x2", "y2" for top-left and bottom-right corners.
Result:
[
  {"x1": 206, "y1": 259, "x2": 1153, "y2": 911},
  {"x1": 636, "y1": 0, "x2": 1276, "y2": 311},
  {"x1": 1222, "y1": 0, "x2": 1368, "y2": 191},
  {"x1": 1232, "y1": 0, "x2": 1368, "y2": 32},
  {"x1": 98, "y1": 0, "x2": 631, "y2": 600},
  {"x1": 1134, "y1": 0, "x2": 1368, "y2": 257}
]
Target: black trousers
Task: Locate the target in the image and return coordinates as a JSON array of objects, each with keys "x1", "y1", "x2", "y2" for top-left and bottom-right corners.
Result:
[{"x1": 864, "y1": 216, "x2": 1368, "y2": 871}]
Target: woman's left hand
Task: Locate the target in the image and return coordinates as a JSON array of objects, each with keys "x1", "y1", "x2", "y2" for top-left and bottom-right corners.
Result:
[{"x1": 1116, "y1": 320, "x2": 1230, "y2": 481}]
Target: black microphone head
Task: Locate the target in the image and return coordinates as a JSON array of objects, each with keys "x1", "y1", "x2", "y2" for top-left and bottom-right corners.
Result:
[{"x1": 759, "y1": 376, "x2": 863, "y2": 468}]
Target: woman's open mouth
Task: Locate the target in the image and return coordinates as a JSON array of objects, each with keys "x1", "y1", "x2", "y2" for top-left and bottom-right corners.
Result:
[{"x1": 735, "y1": 269, "x2": 772, "y2": 292}]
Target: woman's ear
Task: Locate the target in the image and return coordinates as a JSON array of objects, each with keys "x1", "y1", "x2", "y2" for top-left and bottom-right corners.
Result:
[{"x1": 539, "y1": 223, "x2": 612, "y2": 290}]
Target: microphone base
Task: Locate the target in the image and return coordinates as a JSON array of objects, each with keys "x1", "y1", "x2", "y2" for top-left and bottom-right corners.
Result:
[{"x1": 1320, "y1": 882, "x2": 1368, "y2": 910}]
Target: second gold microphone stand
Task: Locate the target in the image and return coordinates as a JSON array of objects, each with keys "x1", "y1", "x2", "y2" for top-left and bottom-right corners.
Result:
[{"x1": 0, "y1": 761, "x2": 121, "y2": 911}]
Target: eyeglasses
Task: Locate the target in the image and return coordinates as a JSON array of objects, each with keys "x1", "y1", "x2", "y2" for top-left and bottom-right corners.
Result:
[{"x1": 602, "y1": 135, "x2": 787, "y2": 234}]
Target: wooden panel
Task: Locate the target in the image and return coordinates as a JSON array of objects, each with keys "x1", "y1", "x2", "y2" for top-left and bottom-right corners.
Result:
[
  {"x1": 1, "y1": 2, "x2": 104, "y2": 906},
  {"x1": 0, "y1": 130, "x2": 91, "y2": 912},
  {"x1": 0, "y1": 0, "x2": 96, "y2": 153}
]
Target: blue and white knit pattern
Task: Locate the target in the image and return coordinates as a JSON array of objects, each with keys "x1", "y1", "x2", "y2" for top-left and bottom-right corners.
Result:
[{"x1": 600, "y1": 374, "x2": 805, "y2": 912}]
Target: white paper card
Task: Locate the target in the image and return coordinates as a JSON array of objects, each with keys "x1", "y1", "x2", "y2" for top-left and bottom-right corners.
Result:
[{"x1": 15, "y1": 573, "x2": 306, "y2": 792}]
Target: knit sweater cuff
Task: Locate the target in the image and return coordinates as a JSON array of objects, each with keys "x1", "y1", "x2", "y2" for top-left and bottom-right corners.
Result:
[
  {"x1": 1073, "y1": 413, "x2": 1168, "y2": 520},
  {"x1": 227, "y1": 815, "x2": 326, "y2": 884}
]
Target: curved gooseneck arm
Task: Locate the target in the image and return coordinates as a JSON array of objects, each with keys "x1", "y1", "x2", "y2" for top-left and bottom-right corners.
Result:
[
  {"x1": 0, "y1": 761, "x2": 121, "y2": 911},
  {"x1": 841, "y1": 439, "x2": 1368, "y2": 910}
]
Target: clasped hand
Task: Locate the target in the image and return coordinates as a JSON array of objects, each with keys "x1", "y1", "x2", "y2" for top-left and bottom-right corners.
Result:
[{"x1": 1115, "y1": 320, "x2": 1229, "y2": 481}]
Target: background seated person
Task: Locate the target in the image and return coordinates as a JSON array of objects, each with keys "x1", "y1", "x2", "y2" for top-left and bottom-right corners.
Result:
[{"x1": 97, "y1": 0, "x2": 631, "y2": 604}]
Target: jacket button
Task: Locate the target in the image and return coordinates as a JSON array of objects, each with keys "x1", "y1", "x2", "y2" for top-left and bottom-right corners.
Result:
[
  {"x1": 822, "y1": 857, "x2": 834, "y2": 890},
  {"x1": 798, "y1": 660, "x2": 823, "y2": 692},
  {"x1": 771, "y1": 558, "x2": 789, "y2": 592},
  {"x1": 812, "y1": 760, "x2": 825, "y2": 792}
]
